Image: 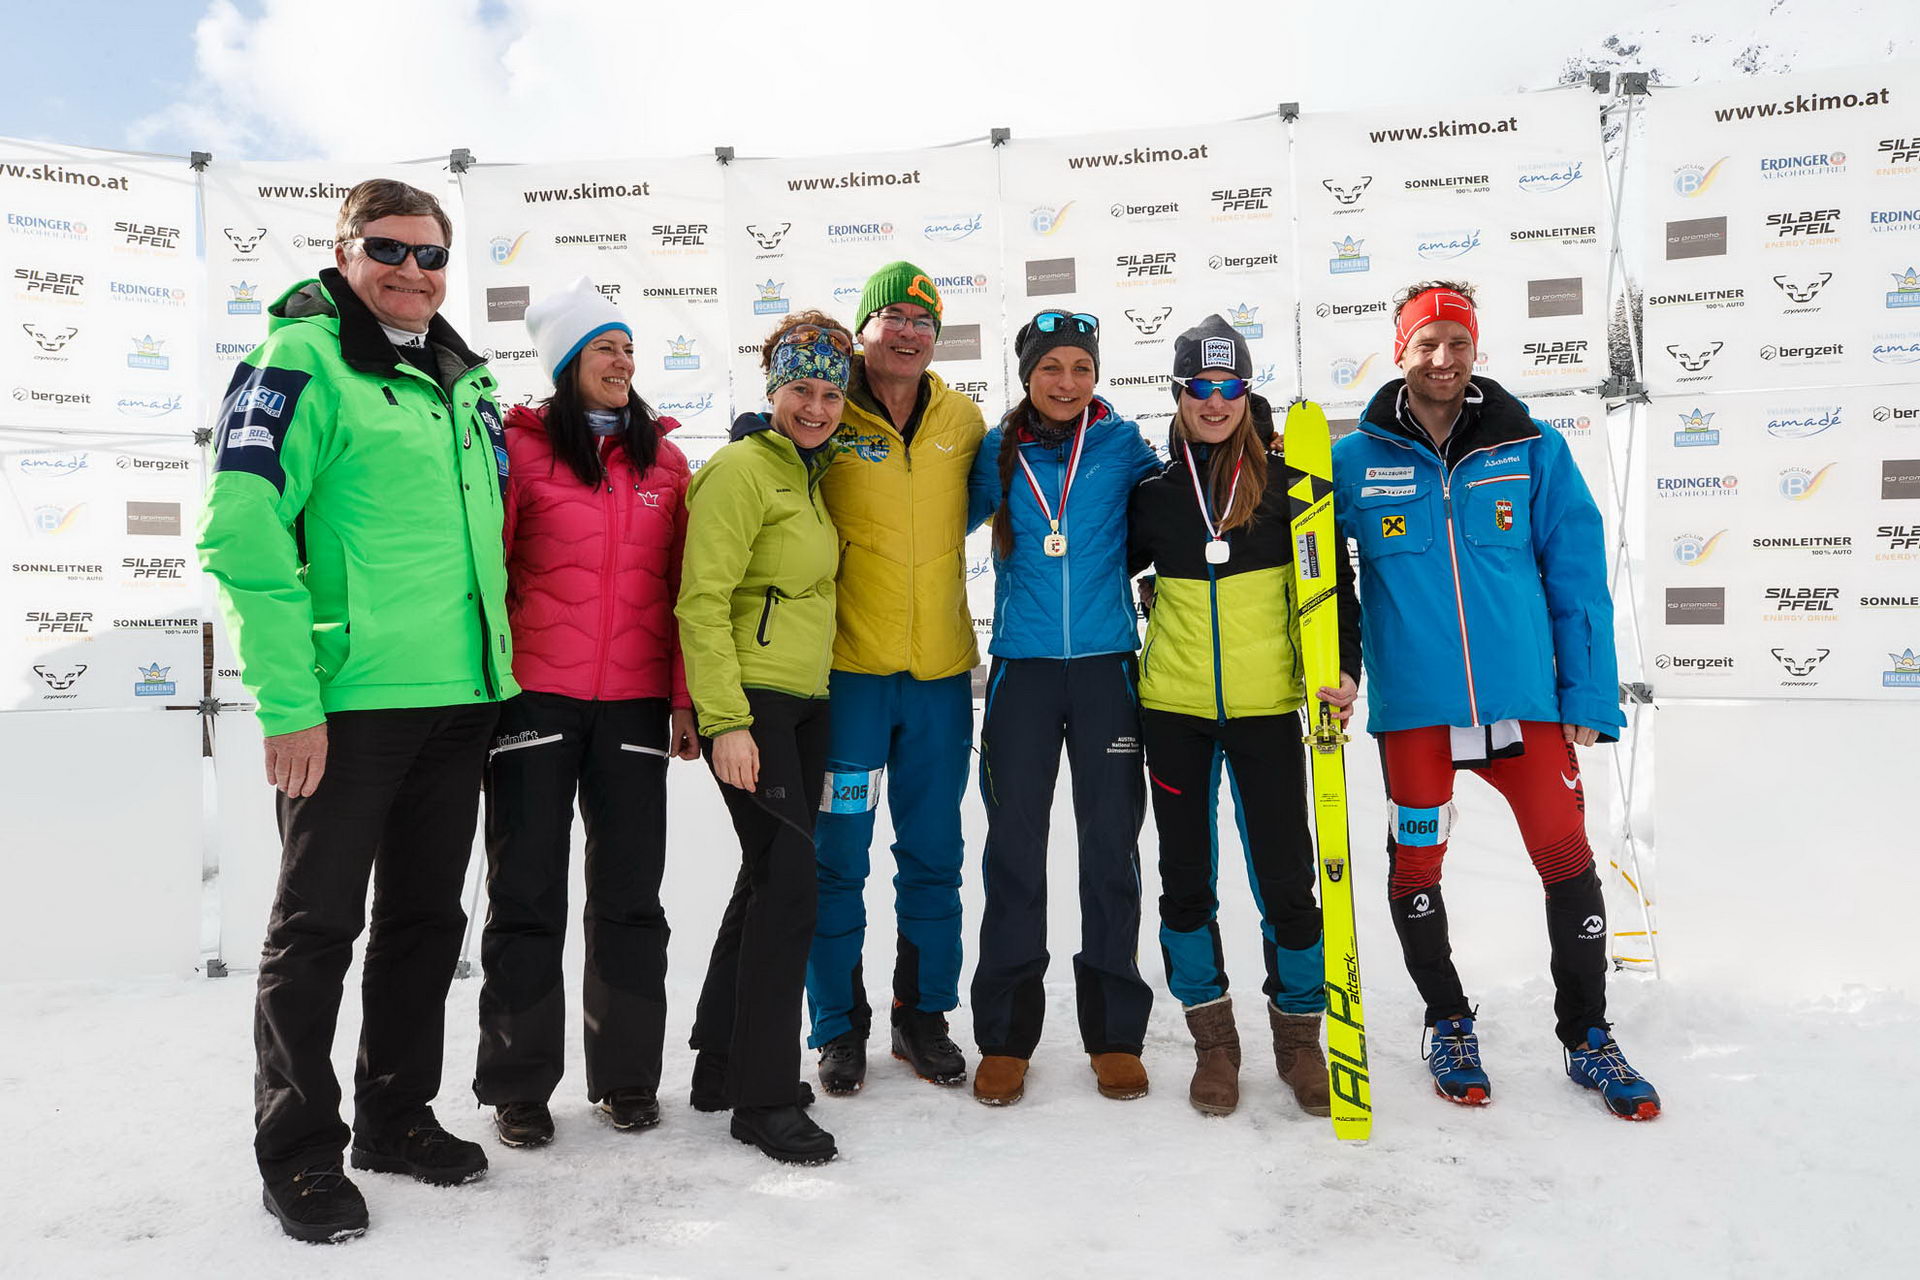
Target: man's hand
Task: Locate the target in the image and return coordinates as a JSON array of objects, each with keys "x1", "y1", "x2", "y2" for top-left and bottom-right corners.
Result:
[
  {"x1": 670, "y1": 707, "x2": 701, "y2": 761},
  {"x1": 711, "y1": 728, "x2": 759, "y2": 791},
  {"x1": 1562, "y1": 723, "x2": 1600, "y2": 748},
  {"x1": 1316, "y1": 671, "x2": 1359, "y2": 723},
  {"x1": 265, "y1": 723, "x2": 329, "y2": 797}
]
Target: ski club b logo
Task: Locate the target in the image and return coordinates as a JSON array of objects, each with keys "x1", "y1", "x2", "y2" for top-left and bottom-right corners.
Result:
[
  {"x1": 1494, "y1": 498, "x2": 1513, "y2": 531},
  {"x1": 1381, "y1": 514, "x2": 1407, "y2": 537}
]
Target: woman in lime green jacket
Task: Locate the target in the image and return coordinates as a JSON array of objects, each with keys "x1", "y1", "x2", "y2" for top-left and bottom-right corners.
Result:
[{"x1": 675, "y1": 310, "x2": 848, "y2": 1166}]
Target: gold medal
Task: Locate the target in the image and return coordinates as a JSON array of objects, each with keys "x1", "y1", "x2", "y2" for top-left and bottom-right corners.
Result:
[{"x1": 1044, "y1": 532, "x2": 1067, "y2": 557}]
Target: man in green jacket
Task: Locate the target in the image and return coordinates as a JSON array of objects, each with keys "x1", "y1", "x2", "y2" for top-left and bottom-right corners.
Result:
[{"x1": 198, "y1": 180, "x2": 516, "y2": 1245}]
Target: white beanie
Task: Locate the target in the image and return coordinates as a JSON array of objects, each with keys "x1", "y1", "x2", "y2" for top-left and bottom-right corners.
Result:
[{"x1": 525, "y1": 276, "x2": 631, "y2": 381}]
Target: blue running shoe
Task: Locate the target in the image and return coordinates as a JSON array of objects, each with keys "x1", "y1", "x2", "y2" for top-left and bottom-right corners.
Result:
[
  {"x1": 1566, "y1": 1027, "x2": 1661, "y2": 1121},
  {"x1": 1426, "y1": 1016, "x2": 1491, "y2": 1106}
]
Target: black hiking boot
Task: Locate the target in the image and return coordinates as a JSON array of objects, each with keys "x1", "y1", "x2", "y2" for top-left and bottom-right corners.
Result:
[
  {"x1": 349, "y1": 1112, "x2": 488, "y2": 1186},
  {"x1": 261, "y1": 1162, "x2": 368, "y2": 1244},
  {"x1": 598, "y1": 1089, "x2": 662, "y2": 1131},
  {"x1": 729, "y1": 1104, "x2": 837, "y2": 1165},
  {"x1": 891, "y1": 1006, "x2": 967, "y2": 1086},
  {"x1": 817, "y1": 1032, "x2": 867, "y2": 1096},
  {"x1": 492, "y1": 1101, "x2": 554, "y2": 1148}
]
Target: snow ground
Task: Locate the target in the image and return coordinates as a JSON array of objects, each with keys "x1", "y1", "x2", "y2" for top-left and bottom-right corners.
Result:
[{"x1": 4, "y1": 735, "x2": 1915, "y2": 1278}]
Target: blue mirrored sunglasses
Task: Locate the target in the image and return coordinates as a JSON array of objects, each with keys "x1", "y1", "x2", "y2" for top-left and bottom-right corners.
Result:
[
  {"x1": 1032, "y1": 311, "x2": 1099, "y2": 334},
  {"x1": 1173, "y1": 375, "x2": 1250, "y2": 401}
]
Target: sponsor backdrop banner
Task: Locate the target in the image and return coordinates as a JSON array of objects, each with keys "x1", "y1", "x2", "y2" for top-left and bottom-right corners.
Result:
[
  {"x1": 1296, "y1": 90, "x2": 1610, "y2": 410},
  {"x1": 0, "y1": 137, "x2": 201, "y2": 437},
  {"x1": 1641, "y1": 64, "x2": 1920, "y2": 395},
  {"x1": 720, "y1": 144, "x2": 1007, "y2": 439},
  {"x1": 199, "y1": 161, "x2": 463, "y2": 420},
  {"x1": 1640, "y1": 387, "x2": 1920, "y2": 700},
  {"x1": 997, "y1": 118, "x2": 1294, "y2": 437},
  {"x1": 457, "y1": 157, "x2": 732, "y2": 457},
  {"x1": 0, "y1": 428, "x2": 202, "y2": 710}
]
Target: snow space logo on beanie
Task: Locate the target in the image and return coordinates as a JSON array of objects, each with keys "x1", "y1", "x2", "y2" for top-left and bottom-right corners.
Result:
[
  {"x1": 525, "y1": 276, "x2": 631, "y2": 381},
  {"x1": 1171, "y1": 314, "x2": 1252, "y2": 381}
]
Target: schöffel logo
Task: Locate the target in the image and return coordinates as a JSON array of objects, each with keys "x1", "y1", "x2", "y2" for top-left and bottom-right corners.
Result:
[
  {"x1": 1329, "y1": 236, "x2": 1370, "y2": 275},
  {"x1": 923, "y1": 213, "x2": 985, "y2": 242},
  {"x1": 931, "y1": 324, "x2": 983, "y2": 363},
  {"x1": 1672, "y1": 158, "x2": 1728, "y2": 198},
  {"x1": 1778, "y1": 464, "x2": 1836, "y2": 501},
  {"x1": 751, "y1": 279, "x2": 789, "y2": 316},
  {"x1": 6, "y1": 212, "x2": 88, "y2": 240},
  {"x1": 1772, "y1": 272, "x2": 1833, "y2": 305},
  {"x1": 1765, "y1": 406, "x2": 1841, "y2": 439},
  {"x1": 1666, "y1": 217, "x2": 1728, "y2": 259},
  {"x1": 1517, "y1": 160, "x2": 1584, "y2": 193},
  {"x1": 650, "y1": 223, "x2": 708, "y2": 248},
  {"x1": 488, "y1": 232, "x2": 529, "y2": 265},
  {"x1": 114, "y1": 222, "x2": 180, "y2": 250},
  {"x1": 1665, "y1": 587, "x2": 1726, "y2": 625},
  {"x1": 1669, "y1": 530, "x2": 1726, "y2": 565},
  {"x1": 1107, "y1": 202, "x2": 1178, "y2": 222},
  {"x1": 663, "y1": 336, "x2": 699, "y2": 371},
  {"x1": 1655, "y1": 473, "x2": 1739, "y2": 498},
  {"x1": 1760, "y1": 151, "x2": 1846, "y2": 180},
  {"x1": 486, "y1": 286, "x2": 530, "y2": 322},
  {"x1": 1885, "y1": 459, "x2": 1920, "y2": 500},
  {"x1": 223, "y1": 227, "x2": 266, "y2": 256},
  {"x1": 1026, "y1": 257, "x2": 1075, "y2": 297},
  {"x1": 1527, "y1": 278, "x2": 1583, "y2": 318},
  {"x1": 227, "y1": 281, "x2": 261, "y2": 315},
  {"x1": 1887, "y1": 267, "x2": 1920, "y2": 308},
  {"x1": 1322, "y1": 178, "x2": 1372, "y2": 207},
  {"x1": 1414, "y1": 229, "x2": 1481, "y2": 261},
  {"x1": 1674, "y1": 407, "x2": 1720, "y2": 446},
  {"x1": 1765, "y1": 209, "x2": 1841, "y2": 242}
]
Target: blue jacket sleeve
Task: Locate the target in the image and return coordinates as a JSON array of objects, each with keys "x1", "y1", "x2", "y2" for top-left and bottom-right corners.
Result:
[
  {"x1": 1528, "y1": 426, "x2": 1625, "y2": 738},
  {"x1": 1125, "y1": 422, "x2": 1161, "y2": 483},
  {"x1": 968, "y1": 425, "x2": 1004, "y2": 532}
]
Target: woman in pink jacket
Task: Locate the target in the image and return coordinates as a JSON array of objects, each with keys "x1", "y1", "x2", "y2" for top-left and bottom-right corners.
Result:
[{"x1": 474, "y1": 278, "x2": 697, "y2": 1148}]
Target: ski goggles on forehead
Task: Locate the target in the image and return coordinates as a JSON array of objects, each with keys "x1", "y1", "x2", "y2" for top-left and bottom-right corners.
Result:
[
  {"x1": 1032, "y1": 311, "x2": 1099, "y2": 334},
  {"x1": 349, "y1": 236, "x2": 451, "y2": 270},
  {"x1": 1173, "y1": 375, "x2": 1250, "y2": 401},
  {"x1": 788, "y1": 323, "x2": 853, "y2": 353}
]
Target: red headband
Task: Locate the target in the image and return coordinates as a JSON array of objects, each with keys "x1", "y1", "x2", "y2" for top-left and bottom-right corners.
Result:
[{"x1": 1393, "y1": 288, "x2": 1478, "y2": 362}]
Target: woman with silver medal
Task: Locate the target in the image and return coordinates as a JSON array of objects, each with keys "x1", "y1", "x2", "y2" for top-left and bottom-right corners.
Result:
[
  {"x1": 1125, "y1": 316, "x2": 1361, "y2": 1119},
  {"x1": 963, "y1": 310, "x2": 1162, "y2": 1106}
]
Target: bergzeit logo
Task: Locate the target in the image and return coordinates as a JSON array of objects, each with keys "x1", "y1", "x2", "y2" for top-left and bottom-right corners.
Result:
[
  {"x1": 1207, "y1": 252, "x2": 1279, "y2": 272},
  {"x1": 13, "y1": 386, "x2": 92, "y2": 408},
  {"x1": 1654, "y1": 652, "x2": 1735, "y2": 673},
  {"x1": 1107, "y1": 201, "x2": 1178, "y2": 223},
  {"x1": 1759, "y1": 341, "x2": 1844, "y2": 363},
  {"x1": 1871, "y1": 333, "x2": 1920, "y2": 365},
  {"x1": 1314, "y1": 300, "x2": 1387, "y2": 324}
]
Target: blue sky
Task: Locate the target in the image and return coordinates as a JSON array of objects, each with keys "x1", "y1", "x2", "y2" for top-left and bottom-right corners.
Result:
[{"x1": 2, "y1": 1, "x2": 1907, "y2": 163}]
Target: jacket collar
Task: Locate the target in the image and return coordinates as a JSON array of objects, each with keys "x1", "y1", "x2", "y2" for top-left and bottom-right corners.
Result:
[
  {"x1": 297, "y1": 267, "x2": 486, "y2": 380},
  {"x1": 1356, "y1": 375, "x2": 1540, "y2": 459},
  {"x1": 847, "y1": 355, "x2": 932, "y2": 435}
]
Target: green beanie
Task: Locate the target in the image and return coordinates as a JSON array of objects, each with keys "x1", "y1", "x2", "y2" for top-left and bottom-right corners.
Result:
[{"x1": 856, "y1": 261, "x2": 943, "y2": 335}]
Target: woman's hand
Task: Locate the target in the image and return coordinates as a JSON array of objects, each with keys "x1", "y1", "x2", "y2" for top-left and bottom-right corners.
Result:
[
  {"x1": 670, "y1": 707, "x2": 701, "y2": 761},
  {"x1": 1315, "y1": 671, "x2": 1359, "y2": 723},
  {"x1": 711, "y1": 728, "x2": 759, "y2": 791}
]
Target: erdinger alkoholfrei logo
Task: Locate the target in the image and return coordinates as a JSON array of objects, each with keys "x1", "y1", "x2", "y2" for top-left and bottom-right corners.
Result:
[
  {"x1": 223, "y1": 227, "x2": 266, "y2": 255},
  {"x1": 1322, "y1": 177, "x2": 1371, "y2": 206},
  {"x1": 1773, "y1": 272, "x2": 1832, "y2": 304},
  {"x1": 1329, "y1": 236, "x2": 1370, "y2": 275},
  {"x1": 1227, "y1": 303, "x2": 1263, "y2": 339},
  {"x1": 1125, "y1": 307, "x2": 1172, "y2": 336},
  {"x1": 752, "y1": 279, "x2": 789, "y2": 316},
  {"x1": 227, "y1": 281, "x2": 262, "y2": 315},
  {"x1": 663, "y1": 336, "x2": 699, "y2": 371},
  {"x1": 1674, "y1": 407, "x2": 1720, "y2": 447},
  {"x1": 746, "y1": 222, "x2": 790, "y2": 252},
  {"x1": 1667, "y1": 342, "x2": 1723, "y2": 373},
  {"x1": 1888, "y1": 267, "x2": 1920, "y2": 309},
  {"x1": 488, "y1": 232, "x2": 528, "y2": 265}
]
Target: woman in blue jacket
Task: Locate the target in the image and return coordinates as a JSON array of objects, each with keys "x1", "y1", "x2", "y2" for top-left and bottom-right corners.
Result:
[{"x1": 965, "y1": 311, "x2": 1161, "y2": 1107}]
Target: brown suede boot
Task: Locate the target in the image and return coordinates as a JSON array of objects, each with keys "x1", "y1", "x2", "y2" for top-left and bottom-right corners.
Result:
[
  {"x1": 1088, "y1": 1052, "x2": 1149, "y2": 1100},
  {"x1": 973, "y1": 1055, "x2": 1028, "y2": 1106},
  {"x1": 1269, "y1": 1005, "x2": 1332, "y2": 1117},
  {"x1": 1183, "y1": 997, "x2": 1241, "y2": 1116}
]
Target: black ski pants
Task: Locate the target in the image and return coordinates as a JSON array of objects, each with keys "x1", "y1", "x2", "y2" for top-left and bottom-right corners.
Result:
[
  {"x1": 253, "y1": 702, "x2": 496, "y2": 1178},
  {"x1": 689, "y1": 690, "x2": 830, "y2": 1108},
  {"x1": 971, "y1": 654, "x2": 1151, "y2": 1059},
  {"x1": 474, "y1": 691, "x2": 671, "y2": 1106}
]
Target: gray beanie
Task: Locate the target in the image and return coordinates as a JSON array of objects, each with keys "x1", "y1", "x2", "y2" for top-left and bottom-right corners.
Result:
[
  {"x1": 1015, "y1": 311, "x2": 1101, "y2": 387},
  {"x1": 1171, "y1": 315, "x2": 1252, "y2": 382}
]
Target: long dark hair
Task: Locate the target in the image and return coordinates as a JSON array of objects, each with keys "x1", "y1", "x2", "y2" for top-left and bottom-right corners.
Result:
[
  {"x1": 990, "y1": 395, "x2": 1038, "y2": 559},
  {"x1": 542, "y1": 356, "x2": 660, "y2": 487},
  {"x1": 1174, "y1": 392, "x2": 1270, "y2": 534}
]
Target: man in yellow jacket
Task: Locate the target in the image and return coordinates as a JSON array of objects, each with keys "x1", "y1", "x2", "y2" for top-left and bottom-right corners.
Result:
[{"x1": 807, "y1": 262, "x2": 985, "y2": 1093}]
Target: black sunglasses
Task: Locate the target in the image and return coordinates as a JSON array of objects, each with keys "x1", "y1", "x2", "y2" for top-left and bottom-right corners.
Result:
[{"x1": 350, "y1": 236, "x2": 450, "y2": 271}]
